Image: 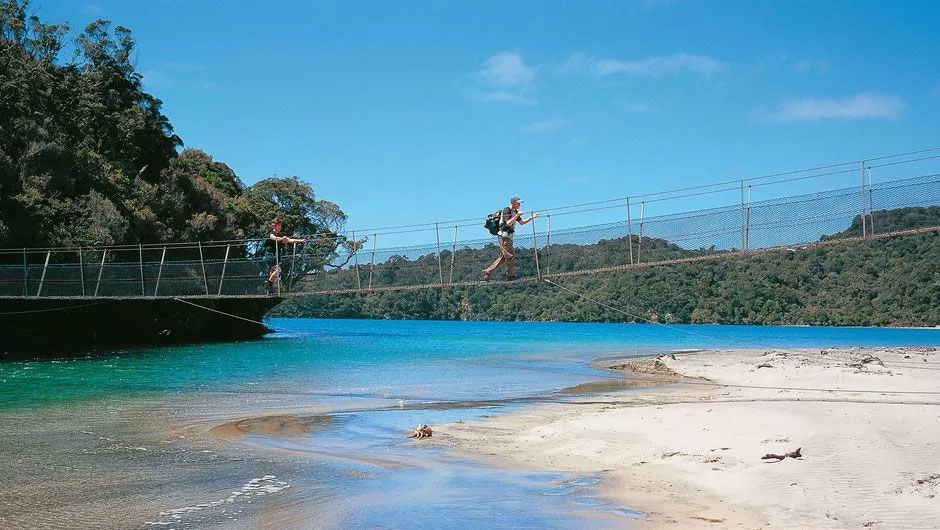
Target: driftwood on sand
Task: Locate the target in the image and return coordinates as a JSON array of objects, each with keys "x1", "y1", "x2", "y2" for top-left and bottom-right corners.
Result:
[
  {"x1": 409, "y1": 424, "x2": 433, "y2": 439},
  {"x1": 762, "y1": 447, "x2": 802, "y2": 461}
]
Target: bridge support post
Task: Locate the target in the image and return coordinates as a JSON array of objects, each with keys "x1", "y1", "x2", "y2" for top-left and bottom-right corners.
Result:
[
  {"x1": 352, "y1": 230, "x2": 362, "y2": 290},
  {"x1": 740, "y1": 179, "x2": 746, "y2": 253},
  {"x1": 367, "y1": 234, "x2": 377, "y2": 290},
  {"x1": 78, "y1": 247, "x2": 86, "y2": 296},
  {"x1": 860, "y1": 161, "x2": 868, "y2": 238},
  {"x1": 36, "y1": 250, "x2": 50, "y2": 297},
  {"x1": 867, "y1": 167, "x2": 875, "y2": 235},
  {"x1": 217, "y1": 244, "x2": 230, "y2": 296},
  {"x1": 275, "y1": 238, "x2": 281, "y2": 296},
  {"x1": 22, "y1": 248, "x2": 27, "y2": 296},
  {"x1": 139, "y1": 244, "x2": 145, "y2": 296},
  {"x1": 637, "y1": 201, "x2": 645, "y2": 265},
  {"x1": 154, "y1": 247, "x2": 166, "y2": 296},
  {"x1": 449, "y1": 225, "x2": 457, "y2": 284},
  {"x1": 545, "y1": 215, "x2": 551, "y2": 276},
  {"x1": 436, "y1": 222, "x2": 444, "y2": 286},
  {"x1": 531, "y1": 219, "x2": 541, "y2": 280},
  {"x1": 94, "y1": 249, "x2": 106, "y2": 297},
  {"x1": 745, "y1": 185, "x2": 752, "y2": 253},
  {"x1": 625, "y1": 198, "x2": 634, "y2": 265},
  {"x1": 287, "y1": 242, "x2": 297, "y2": 293},
  {"x1": 198, "y1": 241, "x2": 209, "y2": 295}
]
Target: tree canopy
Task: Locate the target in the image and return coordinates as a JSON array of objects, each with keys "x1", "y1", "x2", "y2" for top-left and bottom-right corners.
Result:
[{"x1": 0, "y1": 0, "x2": 348, "y2": 265}]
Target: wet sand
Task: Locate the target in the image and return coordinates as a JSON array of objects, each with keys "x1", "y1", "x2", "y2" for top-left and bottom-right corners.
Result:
[
  {"x1": 434, "y1": 347, "x2": 940, "y2": 528},
  {"x1": 209, "y1": 414, "x2": 335, "y2": 439}
]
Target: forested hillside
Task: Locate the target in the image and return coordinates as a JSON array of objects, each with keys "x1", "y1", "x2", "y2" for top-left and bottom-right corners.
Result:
[
  {"x1": 0, "y1": 0, "x2": 346, "y2": 261},
  {"x1": 275, "y1": 207, "x2": 940, "y2": 327}
]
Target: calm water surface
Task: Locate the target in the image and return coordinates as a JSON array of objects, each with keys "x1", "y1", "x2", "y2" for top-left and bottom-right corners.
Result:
[{"x1": 1, "y1": 320, "x2": 938, "y2": 527}]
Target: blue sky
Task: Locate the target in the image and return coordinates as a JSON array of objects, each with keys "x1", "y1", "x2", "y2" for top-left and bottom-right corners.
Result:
[{"x1": 37, "y1": 0, "x2": 940, "y2": 244}]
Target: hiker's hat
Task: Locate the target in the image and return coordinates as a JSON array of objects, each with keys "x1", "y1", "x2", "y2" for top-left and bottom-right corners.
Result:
[{"x1": 510, "y1": 195, "x2": 523, "y2": 203}]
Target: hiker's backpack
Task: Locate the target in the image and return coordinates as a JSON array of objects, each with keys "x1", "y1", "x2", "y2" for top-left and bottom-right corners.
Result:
[{"x1": 484, "y1": 209, "x2": 502, "y2": 236}]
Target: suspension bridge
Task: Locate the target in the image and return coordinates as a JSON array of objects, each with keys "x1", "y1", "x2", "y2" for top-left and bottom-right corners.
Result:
[{"x1": 2, "y1": 148, "x2": 939, "y2": 354}]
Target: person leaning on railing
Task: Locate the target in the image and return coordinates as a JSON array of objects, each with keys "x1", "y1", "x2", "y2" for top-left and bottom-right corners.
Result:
[{"x1": 266, "y1": 219, "x2": 307, "y2": 292}]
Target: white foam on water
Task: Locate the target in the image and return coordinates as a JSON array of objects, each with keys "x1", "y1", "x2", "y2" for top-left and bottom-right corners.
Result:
[{"x1": 146, "y1": 475, "x2": 290, "y2": 526}]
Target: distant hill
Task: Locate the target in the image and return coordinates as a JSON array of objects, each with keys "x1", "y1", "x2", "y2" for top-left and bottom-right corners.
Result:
[
  {"x1": 823, "y1": 206, "x2": 940, "y2": 240},
  {"x1": 275, "y1": 206, "x2": 940, "y2": 327}
]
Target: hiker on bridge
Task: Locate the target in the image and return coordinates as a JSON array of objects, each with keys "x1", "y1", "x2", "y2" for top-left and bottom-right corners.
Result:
[
  {"x1": 483, "y1": 196, "x2": 539, "y2": 282},
  {"x1": 266, "y1": 219, "x2": 307, "y2": 292}
]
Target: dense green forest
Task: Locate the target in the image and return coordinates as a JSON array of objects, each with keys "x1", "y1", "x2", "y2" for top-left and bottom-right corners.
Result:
[
  {"x1": 0, "y1": 0, "x2": 347, "y2": 264},
  {"x1": 275, "y1": 207, "x2": 940, "y2": 327}
]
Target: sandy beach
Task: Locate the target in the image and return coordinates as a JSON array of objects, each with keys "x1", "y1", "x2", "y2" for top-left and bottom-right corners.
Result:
[{"x1": 435, "y1": 346, "x2": 940, "y2": 529}]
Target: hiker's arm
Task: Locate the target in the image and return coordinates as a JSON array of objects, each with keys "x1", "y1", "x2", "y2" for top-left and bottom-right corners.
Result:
[
  {"x1": 518, "y1": 212, "x2": 540, "y2": 225},
  {"x1": 504, "y1": 212, "x2": 523, "y2": 227}
]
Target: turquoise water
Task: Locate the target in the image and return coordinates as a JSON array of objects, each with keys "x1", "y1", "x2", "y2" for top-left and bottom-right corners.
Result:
[
  {"x1": 4, "y1": 319, "x2": 939, "y2": 409},
  {"x1": 1, "y1": 320, "x2": 938, "y2": 527}
]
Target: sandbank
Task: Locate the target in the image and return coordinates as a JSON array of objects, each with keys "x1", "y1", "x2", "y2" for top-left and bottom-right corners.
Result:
[{"x1": 435, "y1": 346, "x2": 940, "y2": 528}]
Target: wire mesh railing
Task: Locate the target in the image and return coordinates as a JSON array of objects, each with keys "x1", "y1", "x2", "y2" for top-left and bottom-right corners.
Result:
[
  {"x1": 301, "y1": 171, "x2": 940, "y2": 295},
  {"x1": 1, "y1": 168, "x2": 939, "y2": 299},
  {"x1": 0, "y1": 242, "x2": 279, "y2": 299}
]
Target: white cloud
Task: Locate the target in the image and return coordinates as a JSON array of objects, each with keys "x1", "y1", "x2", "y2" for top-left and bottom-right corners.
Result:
[
  {"x1": 521, "y1": 119, "x2": 565, "y2": 133},
  {"x1": 477, "y1": 52, "x2": 536, "y2": 87},
  {"x1": 462, "y1": 51, "x2": 538, "y2": 104},
  {"x1": 756, "y1": 93, "x2": 907, "y2": 122},
  {"x1": 560, "y1": 52, "x2": 726, "y2": 77}
]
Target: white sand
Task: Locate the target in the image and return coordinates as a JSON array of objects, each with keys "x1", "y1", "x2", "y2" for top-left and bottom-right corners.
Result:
[{"x1": 436, "y1": 347, "x2": 940, "y2": 529}]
